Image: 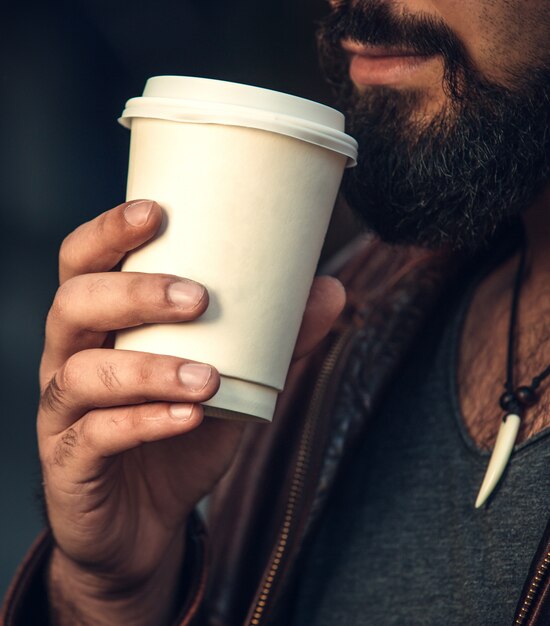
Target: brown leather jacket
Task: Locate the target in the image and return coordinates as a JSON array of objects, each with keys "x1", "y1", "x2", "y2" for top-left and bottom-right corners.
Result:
[{"x1": 2, "y1": 238, "x2": 549, "y2": 626}]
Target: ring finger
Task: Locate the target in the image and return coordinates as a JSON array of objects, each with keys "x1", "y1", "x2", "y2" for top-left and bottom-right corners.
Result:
[{"x1": 38, "y1": 348, "x2": 220, "y2": 436}]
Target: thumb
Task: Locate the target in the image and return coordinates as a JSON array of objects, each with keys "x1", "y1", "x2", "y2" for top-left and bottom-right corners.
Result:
[{"x1": 293, "y1": 276, "x2": 346, "y2": 361}]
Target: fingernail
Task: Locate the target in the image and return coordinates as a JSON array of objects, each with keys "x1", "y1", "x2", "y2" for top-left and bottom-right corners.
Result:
[
  {"x1": 124, "y1": 200, "x2": 155, "y2": 226},
  {"x1": 167, "y1": 281, "x2": 205, "y2": 308},
  {"x1": 178, "y1": 363, "x2": 212, "y2": 391},
  {"x1": 169, "y1": 404, "x2": 194, "y2": 421}
]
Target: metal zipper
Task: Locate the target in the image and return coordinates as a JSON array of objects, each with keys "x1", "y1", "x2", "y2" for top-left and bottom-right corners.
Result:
[
  {"x1": 247, "y1": 329, "x2": 355, "y2": 626},
  {"x1": 514, "y1": 551, "x2": 550, "y2": 625}
]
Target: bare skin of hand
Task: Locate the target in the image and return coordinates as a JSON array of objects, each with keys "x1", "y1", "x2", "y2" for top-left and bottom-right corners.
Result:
[{"x1": 38, "y1": 200, "x2": 346, "y2": 626}]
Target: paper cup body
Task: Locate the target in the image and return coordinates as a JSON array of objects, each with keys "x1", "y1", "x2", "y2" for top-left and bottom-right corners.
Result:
[{"x1": 115, "y1": 77, "x2": 356, "y2": 422}]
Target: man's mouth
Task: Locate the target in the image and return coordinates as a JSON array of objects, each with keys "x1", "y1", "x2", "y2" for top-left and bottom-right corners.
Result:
[{"x1": 341, "y1": 40, "x2": 437, "y2": 86}]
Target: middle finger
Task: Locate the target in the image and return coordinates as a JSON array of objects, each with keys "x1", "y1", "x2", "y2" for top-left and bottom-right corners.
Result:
[{"x1": 43, "y1": 272, "x2": 208, "y2": 375}]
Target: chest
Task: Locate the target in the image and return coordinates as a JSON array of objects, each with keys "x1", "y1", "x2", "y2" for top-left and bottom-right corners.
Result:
[
  {"x1": 457, "y1": 260, "x2": 550, "y2": 449},
  {"x1": 290, "y1": 328, "x2": 550, "y2": 625}
]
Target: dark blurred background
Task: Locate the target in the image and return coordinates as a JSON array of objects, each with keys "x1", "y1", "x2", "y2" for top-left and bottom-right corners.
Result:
[{"x1": 0, "y1": 0, "x2": 357, "y2": 597}]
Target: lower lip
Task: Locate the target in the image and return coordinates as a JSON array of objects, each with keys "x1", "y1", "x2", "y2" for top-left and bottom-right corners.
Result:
[{"x1": 349, "y1": 54, "x2": 434, "y2": 86}]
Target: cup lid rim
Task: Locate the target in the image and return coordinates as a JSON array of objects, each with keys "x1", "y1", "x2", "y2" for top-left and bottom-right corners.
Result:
[{"x1": 119, "y1": 76, "x2": 358, "y2": 167}]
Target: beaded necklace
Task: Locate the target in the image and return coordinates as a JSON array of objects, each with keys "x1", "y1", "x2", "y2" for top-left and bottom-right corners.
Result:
[{"x1": 475, "y1": 242, "x2": 550, "y2": 507}]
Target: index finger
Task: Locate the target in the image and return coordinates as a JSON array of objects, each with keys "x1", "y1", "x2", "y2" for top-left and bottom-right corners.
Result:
[{"x1": 58, "y1": 199, "x2": 163, "y2": 284}]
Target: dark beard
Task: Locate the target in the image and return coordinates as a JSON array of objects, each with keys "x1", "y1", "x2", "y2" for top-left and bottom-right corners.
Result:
[{"x1": 317, "y1": 1, "x2": 550, "y2": 251}]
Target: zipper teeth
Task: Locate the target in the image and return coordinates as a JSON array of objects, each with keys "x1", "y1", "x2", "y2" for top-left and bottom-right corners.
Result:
[
  {"x1": 514, "y1": 552, "x2": 550, "y2": 625},
  {"x1": 247, "y1": 331, "x2": 353, "y2": 626}
]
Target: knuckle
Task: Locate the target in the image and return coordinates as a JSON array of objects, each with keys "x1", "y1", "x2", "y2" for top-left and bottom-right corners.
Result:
[
  {"x1": 127, "y1": 275, "x2": 170, "y2": 311},
  {"x1": 109, "y1": 408, "x2": 131, "y2": 428},
  {"x1": 126, "y1": 275, "x2": 149, "y2": 306},
  {"x1": 130, "y1": 409, "x2": 143, "y2": 432},
  {"x1": 58, "y1": 233, "x2": 73, "y2": 268},
  {"x1": 40, "y1": 351, "x2": 85, "y2": 414},
  {"x1": 47, "y1": 277, "x2": 83, "y2": 325},
  {"x1": 40, "y1": 372, "x2": 68, "y2": 414},
  {"x1": 59, "y1": 224, "x2": 90, "y2": 275},
  {"x1": 137, "y1": 355, "x2": 157, "y2": 386},
  {"x1": 58, "y1": 353, "x2": 83, "y2": 394},
  {"x1": 95, "y1": 211, "x2": 108, "y2": 238},
  {"x1": 51, "y1": 427, "x2": 79, "y2": 467},
  {"x1": 96, "y1": 361, "x2": 122, "y2": 392},
  {"x1": 48, "y1": 282, "x2": 71, "y2": 323},
  {"x1": 87, "y1": 277, "x2": 110, "y2": 295},
  {"x1": 40, "y1": 350, "x2": 85, "y2": 414}
]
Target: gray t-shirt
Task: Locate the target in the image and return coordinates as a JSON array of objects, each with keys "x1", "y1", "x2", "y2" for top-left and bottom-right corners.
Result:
[{"x1": 289, "y1": 252, "x2": 550, "y2": 626}]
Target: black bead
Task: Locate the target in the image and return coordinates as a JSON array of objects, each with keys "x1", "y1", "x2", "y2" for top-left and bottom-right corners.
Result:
[
  {"x1": 516, "y1": 385, "x2": 538, "y2": 407},
  {"x1": 499, "y1": 391, "x2": 518, "y2": 413}
]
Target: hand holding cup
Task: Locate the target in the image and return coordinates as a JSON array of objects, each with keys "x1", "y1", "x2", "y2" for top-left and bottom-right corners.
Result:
[{"x1": 38, "y1": 199, "x2": 346, "y2": 625}]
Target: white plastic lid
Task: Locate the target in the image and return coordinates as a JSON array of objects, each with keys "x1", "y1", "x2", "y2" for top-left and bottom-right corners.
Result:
[{"x1": 119, "y1": 76, "x2": 358, "y2": 167}]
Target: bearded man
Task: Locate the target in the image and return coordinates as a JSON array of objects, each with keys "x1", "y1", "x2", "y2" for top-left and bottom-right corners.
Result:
[{"x1": 2, "y1": 1, "x2": 549, "y2": 625}]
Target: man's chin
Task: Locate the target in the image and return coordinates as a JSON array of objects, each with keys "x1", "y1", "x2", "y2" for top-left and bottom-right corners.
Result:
[{"x1": 341, "y1": 77, "x2": 550, "y2": 252}]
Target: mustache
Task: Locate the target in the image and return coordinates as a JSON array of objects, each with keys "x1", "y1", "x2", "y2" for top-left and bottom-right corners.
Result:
[{"x1": 317, "y1": 0, "x2": 473, "y2": 99}]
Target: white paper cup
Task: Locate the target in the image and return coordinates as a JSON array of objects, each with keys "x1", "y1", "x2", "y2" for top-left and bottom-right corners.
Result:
[{"x1": 115, "y1": 76, "x2": 358, "y2": 422}]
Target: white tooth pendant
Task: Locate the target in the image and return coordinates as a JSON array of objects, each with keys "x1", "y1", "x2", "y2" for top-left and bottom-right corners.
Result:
[{"x1": 475, "y1": 413, "x2": 521, "y2": 508}]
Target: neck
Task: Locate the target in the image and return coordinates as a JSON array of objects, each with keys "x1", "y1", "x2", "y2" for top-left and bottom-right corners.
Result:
[{"x1": 522, "y1": 186, "x2": 550, "y2": 281}]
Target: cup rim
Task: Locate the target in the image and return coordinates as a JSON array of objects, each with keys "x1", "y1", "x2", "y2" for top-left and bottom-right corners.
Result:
[{"x1": 119, "y1": 76, "x2": 358, "y2": 167}]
